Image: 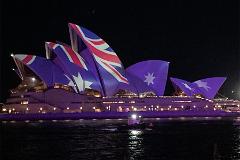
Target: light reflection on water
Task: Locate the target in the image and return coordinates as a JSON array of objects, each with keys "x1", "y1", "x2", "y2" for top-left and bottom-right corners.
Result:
[
  {"x1": 128, "y1": 129, "x2": 143, "y2": 159},
  {"x1": 234, "y1": 126, "x2": 240, "y2": 156},
  {"x1": 1, "y1": 118, "x2": 240, "y2": 160}
]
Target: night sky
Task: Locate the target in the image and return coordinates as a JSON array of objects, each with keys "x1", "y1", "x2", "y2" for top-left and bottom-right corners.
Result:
[{"x1": 0, "y1": 1, "x2": 239, "y2": 102}]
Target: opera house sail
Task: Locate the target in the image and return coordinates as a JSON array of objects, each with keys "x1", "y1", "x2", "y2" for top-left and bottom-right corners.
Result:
[{"x1": 2, "y1": 23, "x2": 240, "y2": 119}]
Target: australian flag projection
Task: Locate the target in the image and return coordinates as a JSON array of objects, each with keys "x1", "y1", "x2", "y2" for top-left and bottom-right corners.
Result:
[
  {"x1": 69, "y1": 23, "x2": 128, "y2": 96},
  {"x1": 11, "y1": 23, "x2": 227, "y2": 99},
  {"x1": 170, "y1": 78, "x2": 194, "y2": 96},
  {"x1": 125, "y1": 60, "x2": 169, "y2": 96},
  {"x1": 14, "y1": 54, "x2": 70, "y2": 87},
  {"x1": 45, "y1": 42, "x2": 102, "y2": 94},
  {"x1": 170, "y1": 77, "x2": 226, "y2": 99}
]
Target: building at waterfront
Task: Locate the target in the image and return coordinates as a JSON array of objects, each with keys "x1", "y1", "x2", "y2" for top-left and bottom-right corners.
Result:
[{"x1": 3, "y1": 23, "x2": 238, "y2": 114}]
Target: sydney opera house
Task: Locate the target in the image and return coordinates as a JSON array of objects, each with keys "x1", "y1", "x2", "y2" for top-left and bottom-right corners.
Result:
[{"x1": 2, "y1": 23, "x2": 240, "y2": 117}]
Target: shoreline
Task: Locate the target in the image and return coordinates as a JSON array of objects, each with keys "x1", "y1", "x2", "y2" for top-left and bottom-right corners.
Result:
[{"x1": 0, "y1": 111, "x2": 239, "y2": 121}]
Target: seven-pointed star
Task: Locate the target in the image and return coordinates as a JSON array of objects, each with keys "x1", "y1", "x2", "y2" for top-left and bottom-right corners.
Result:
[
  {"x1": 65, "y1": 73, "x2": 93, "y2": 92},
  {"x1": 72, "y1": 72, "x2": 93, "y2": 92},
  {"x1": 194, "y1": 80, "x2": 211, "y2": 91},
  {"x1": 144, "y1": 72, "x2": 155, "y2": 85}
]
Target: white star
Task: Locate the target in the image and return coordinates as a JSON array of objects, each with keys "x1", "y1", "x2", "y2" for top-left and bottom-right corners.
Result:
[
  {"x1": 182, "y1": 82, "x2": 192, "y2": 90},
  {"x1": 65, "y1": 73, "x2": 93, "y2": 92},
  {"x1": 72, "y1": 72, "x2": 93, "y2": 92},
  {"x1": 84, "y1": 80, "x2": 93, "y2": 89},
  {"x1": 64, "y1": 74, "x2": 78, "y2": 93},
  {"x1": 144, "y1": 72, "x2": 155, "y2": 85},
  {"x1": 194, "y1": 80, "x2": 211, "y2": 91},
  {"x1": 72, "y1": 73, "x2": 84, "y2": 92}
]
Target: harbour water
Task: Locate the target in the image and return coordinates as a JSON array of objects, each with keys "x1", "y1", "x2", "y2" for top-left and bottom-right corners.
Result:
[{"x1": 1, "y1": 118, "x2": 240, "y2": 160}]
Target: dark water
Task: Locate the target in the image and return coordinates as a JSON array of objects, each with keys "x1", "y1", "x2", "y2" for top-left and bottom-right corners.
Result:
[{"x1": 1, "y1": 118, "x2": 240, "y2": 160}]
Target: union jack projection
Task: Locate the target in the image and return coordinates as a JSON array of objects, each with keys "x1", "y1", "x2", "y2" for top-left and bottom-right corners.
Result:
[
  {"x1": 14, "y1": 54, "x2": 70, "y2": 87},
  {"x1": 69, "y1": 23, "x2": 128, "y2": 96},
  {"x1": 15, "y1": 54, "x2": 36, "y2": 65},
  {"x1": 45, "y1": 42, "x2": 102, "y2": 93},
  {"x1": 45, "y1": 42, "x2": 88, "y2": 70}
]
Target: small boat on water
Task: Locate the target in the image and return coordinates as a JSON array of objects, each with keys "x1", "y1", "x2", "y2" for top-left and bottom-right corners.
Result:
[
  {"x1": 118, "y1": 113, "x2": 155, "y2": 130},
  {"x1": 128, "y1": 114, "x2": 143, "y2": 126}
]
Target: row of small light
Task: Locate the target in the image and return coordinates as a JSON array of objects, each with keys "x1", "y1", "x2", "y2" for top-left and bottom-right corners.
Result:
[
  {"x1": 66, "y1": 107, "x2": 83, "y2": 110},
  {"x1": 2, "y1": 107, "x2": 58, "y2": 112},
  {"x1": 113, "y1": 104, "x2": 204, "y2": 112},
  {"x1": 215, "y1": 103, "x2": 240, "y2": 107},
  {"x1": 103, "y1": 95, "x2": 193, "y2": 99},
  {"x1": 2, "y1": 104, "x2": 214, "y2": 113}
]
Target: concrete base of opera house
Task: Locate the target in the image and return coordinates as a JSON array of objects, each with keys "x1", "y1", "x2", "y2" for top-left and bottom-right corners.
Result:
[{"x1": 0, "y1": 111, "x2": 239, "y2": 121}]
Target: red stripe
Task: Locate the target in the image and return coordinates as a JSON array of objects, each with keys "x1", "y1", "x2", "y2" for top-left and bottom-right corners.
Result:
[
  {"x1": 89, "y1": 39, "x2": 105, "y2": 45},
  {"x1": 102, "y1": 61, "x2": 128, "y2": 83},
  {"x1": 70, "y1": 24, "x2": 128, "y2": 83},
  {"x1": 64, "y1": 46, "x2": 83, "y2": 68},
  {"x1": 70, "y1": 24, "x2": 121, "y2": 64},
  {"x1": 22, "y1": 55, "x2": 33, "y2": 64},
  {"x1": 70, "y1": 24, "x2": 104, "y2": 45},
  {"x1": 88, "y1": 43, "x2": 121, "y2": 63}
]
